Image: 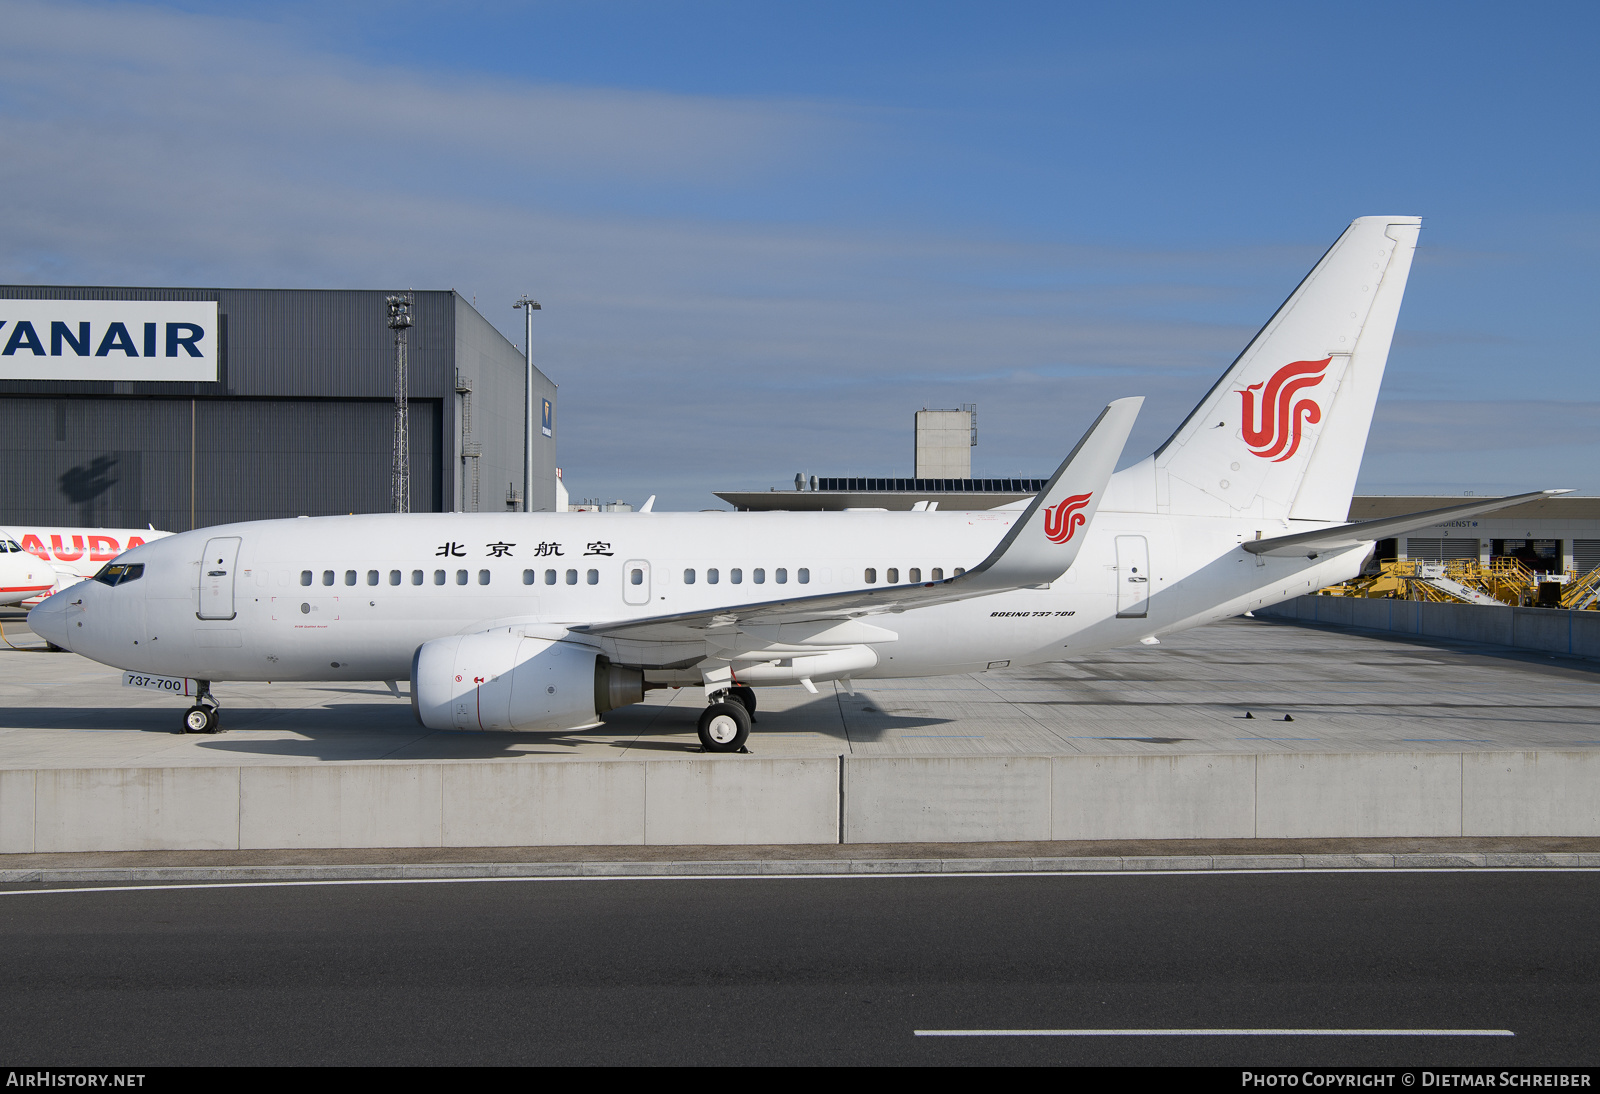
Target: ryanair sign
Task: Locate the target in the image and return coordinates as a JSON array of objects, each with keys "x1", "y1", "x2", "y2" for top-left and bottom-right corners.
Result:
[{"x1": 0, "y1": 300, "x2": 219, "y2": 382}]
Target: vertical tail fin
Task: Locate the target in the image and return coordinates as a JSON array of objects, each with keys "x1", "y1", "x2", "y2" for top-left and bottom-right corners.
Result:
[{"x1": 1151, "y1": 216, "x2": 1421, "y2": 521}]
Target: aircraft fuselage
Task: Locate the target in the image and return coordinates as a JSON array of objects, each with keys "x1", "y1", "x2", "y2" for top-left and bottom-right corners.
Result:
[{"x1": 34, "y1": 504, "x2": 1364, "y2": 684}]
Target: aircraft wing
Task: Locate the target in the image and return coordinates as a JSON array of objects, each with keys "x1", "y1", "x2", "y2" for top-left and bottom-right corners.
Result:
[
  {"x1": 1242, "y1": 489, "x2": 1572, "y2": 558},
  {"x1": 573, "y1": 397, "x2": 1143, "y2": 644}
]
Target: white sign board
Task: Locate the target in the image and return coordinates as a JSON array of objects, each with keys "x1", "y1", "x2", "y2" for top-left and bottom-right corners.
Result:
[
  {"x1": 122, "y1": 671, "x2": 198, "y2": 696},
  {"x1": 0, "y1": 300, "x2": 219, "y2": 382}
]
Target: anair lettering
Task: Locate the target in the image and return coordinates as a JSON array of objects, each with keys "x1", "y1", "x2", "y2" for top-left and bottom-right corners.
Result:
[
  {"x1": 1238, "y1": 357, "x2": 1331, "y2": 462},
  {"x1": 0, "y1": 300, "x2": 218, "y2": 382},
  {"x1": 1043, "y1": 493, "x2": 1093, "y2": 544}
]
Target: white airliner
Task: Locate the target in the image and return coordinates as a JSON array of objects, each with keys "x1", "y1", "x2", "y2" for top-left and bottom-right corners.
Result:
[
  {"x1": 0, "y1": 525, "x2": 173, "y2": 605},
  {"x1": 30, "y1": 217, "x2": 1562, "y2": 748},
  {"x1": 0, "y1": 533, "x2": 54, "y2": 606}
]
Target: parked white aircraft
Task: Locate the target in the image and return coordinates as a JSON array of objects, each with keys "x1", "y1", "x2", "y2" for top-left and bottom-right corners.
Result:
[
  {"x1": 1, "y1": 525, "x2": 173, "y2": 605},
  {"x1": 30, "y1": 216, "x2": 1563, "y2": 748},
  {"x1": 0, "y1": 533, "x2": 54, "y2": 606}
]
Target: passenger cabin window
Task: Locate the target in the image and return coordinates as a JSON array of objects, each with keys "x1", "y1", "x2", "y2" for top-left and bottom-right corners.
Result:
[
  {"x1": 776, "y1": 568, "x2": 787, "y2": 584},
  {"x1": 587, "y1": 569, "x2": 599, "y2": 585},
  {"x1": 523, "y1": 570, "x2": 535, "y2": 585},
  {"x1": 322, "y1": 570, "x2": 334, "y2": 586},
  {"x1": 566, "y1": 569, "x2": 577, "y2": 585},
  {"x1": 545, "y1": 569, "x2": 556, "y2": 585},
  {"x1": 954, "y1": 567, "x2": 965, "y2": 576},
  {"x1": 630, "y1": 568, "x2": 643, "y2": 585},
  {"x1": 93, "y1": 563, "x2": 144, "y2": 587},
  {"x1": 931, "y1": 568, "x2": 943, "y2": 581},
  {"x1": 344, "y1": 570, "x2": 356, "y2": 586},
  {"x1": 798, "y1": 568, "x2": 810, "y2": 584},
  {"x1": 389, "y1": 570, "x2": 401, "y2": 585},
  {"x1": 367, "y1": 570, "x2": 379, "y2": 586},
  {"x1": 753, "y1": 568, "x2": 765, "y2": 584},
  {"x1": 864, "y1": 568, "x2": 877, "y2": 583},
  {"x1": 731, "y1": 568, "x2": 743, "y2": 584},
  {"x1": 886, "y1": 568, "x2": 899, "y2": 583},
  {"x1": 909, "y1": 568, "x2": 921, "y2": 583},
  {"x1": 707, "y1": 568, "x2": 720, "y2": 584},
  {"x1": 433, "y1": 570, "x2": 446, "y2": 585},
  {"x1": 684, "y1": 568, "x2": 696, "y2": 584},
  {"x1": 478, "y1": 570, "x2": 491, "y2": 585},
  {"x1": 456, "y1": 569, "x2": 468, "y2": 585},
  {"x1": 411, "y1": 570, "x2": 424, "y2": 585},
  {"x1": 301, "y1": 571, "x2": 313, "y2": 586}
]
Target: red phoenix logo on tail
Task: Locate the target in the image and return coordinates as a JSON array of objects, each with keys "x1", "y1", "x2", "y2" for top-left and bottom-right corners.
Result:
[
  {"x1": 1239, "y1": 357, "x2": 1331, "y2": 462},
  {"x1": 1044, "y1": 493, "x2": 1093, "y2": 544}
]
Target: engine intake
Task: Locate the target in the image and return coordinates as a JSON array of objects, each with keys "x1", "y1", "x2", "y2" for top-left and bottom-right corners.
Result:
[{"x1": 411, "y1": 630, "x2": 642, "y2": 732}]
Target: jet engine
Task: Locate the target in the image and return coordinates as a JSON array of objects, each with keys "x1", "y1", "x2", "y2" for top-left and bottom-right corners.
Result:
[{"x1": 411, "y1": 630, "x2": 644, "y2": 732}]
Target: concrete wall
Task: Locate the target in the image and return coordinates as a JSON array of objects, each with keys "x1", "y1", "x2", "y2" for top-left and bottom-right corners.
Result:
[
  {"x1": 1260, "y1": 596, "x2": 1600, "y2": 658},
  {"x1": 4, "y1": 751, "x2": 1598, "y2": 852}
]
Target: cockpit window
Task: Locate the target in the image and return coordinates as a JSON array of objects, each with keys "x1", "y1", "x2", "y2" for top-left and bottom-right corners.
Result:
[
  {"x1": 0, "y1": 539, "x2": 20, "y2": 553},
  {"x1": 93, "y1": 563, "x2": 145, "y2": 587}
]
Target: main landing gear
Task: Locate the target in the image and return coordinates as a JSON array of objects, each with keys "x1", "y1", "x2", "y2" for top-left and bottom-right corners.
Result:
[
  {"x1": 698, "y1": 687, "x2": 756, "y2": 753},
  {"x1": 180, "y1": 680, "x2": 222, "y2": 734}
]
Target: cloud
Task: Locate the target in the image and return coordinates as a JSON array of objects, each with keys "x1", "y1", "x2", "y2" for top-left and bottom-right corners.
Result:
[
  {"x1": 1366, "y1": 400, "x2": 1600, "y2": 455},
  {"x1": 0, "y1": 0, "x2": 837, "y2": 193}
]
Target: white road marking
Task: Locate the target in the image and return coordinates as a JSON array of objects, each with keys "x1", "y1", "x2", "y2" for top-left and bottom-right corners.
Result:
[
  {"x1": 915, "y1": 1029, "x2": 1515, "y2": 1037},
  {"x1": 0, "y1": 866, "x2": 1596, "y2": 898}
]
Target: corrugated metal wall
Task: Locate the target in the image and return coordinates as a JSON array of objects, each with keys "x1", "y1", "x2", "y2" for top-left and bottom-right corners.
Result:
[
  {"x1": 452, "y1": 296, "x2": 558, "y2": 512},
  {"x1": 0, "y1": 397, "x2": 440, "y2": 530}
]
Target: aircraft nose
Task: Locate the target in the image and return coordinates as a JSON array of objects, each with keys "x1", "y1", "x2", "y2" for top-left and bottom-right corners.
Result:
[{"x1": 27, "y1": 592, "x2": 70, "y2": 651}]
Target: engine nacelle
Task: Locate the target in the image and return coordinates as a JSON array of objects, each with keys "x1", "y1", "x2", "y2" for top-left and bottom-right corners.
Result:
[{"x1": 411, "y1": 630, "x2": 643, "y2": 732}]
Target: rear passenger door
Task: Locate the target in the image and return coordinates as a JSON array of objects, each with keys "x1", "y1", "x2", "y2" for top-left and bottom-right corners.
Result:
[{"x1": 1115, "y1": 535, "x2": 1150, "y2": 618}]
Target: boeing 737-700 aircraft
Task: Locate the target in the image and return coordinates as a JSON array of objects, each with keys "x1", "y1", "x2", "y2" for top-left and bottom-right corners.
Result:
[{"x1": 30, "y1": 216, "x2": 1564, "y2": 750}]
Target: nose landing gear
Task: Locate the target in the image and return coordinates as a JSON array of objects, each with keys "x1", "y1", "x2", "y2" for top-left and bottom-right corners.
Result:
[{"x1": 180, "y1": 680, "x2": 222, "y2": 734}]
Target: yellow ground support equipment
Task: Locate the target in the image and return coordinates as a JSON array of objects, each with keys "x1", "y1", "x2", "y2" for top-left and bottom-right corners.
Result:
[{"x1": 1317, "y1": 558, "x2": 1595, "y2": 608}]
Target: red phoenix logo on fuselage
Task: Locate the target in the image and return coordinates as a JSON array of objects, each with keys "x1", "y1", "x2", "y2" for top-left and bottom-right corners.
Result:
[
  {"x1": 1239, "y1": 357, "x2": 1331, "y2": 462},
  {"x1": 1044, "y1": 493, "x2": 1093, "y2": 544}
]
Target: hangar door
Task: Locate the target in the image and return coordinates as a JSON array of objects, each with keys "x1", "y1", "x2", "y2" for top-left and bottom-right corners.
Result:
[
  {"x1": 1115, "y1": 535, "x2": 1150, "y2": 618},
  {"x1": 198, "y1": 537, "x2": 241, "y2": 620}
]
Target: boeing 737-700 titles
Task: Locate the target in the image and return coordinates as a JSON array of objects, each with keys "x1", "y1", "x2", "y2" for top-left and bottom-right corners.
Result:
[{"x1": 30, "y1": 217, "x2": 1565, "y2": 751}]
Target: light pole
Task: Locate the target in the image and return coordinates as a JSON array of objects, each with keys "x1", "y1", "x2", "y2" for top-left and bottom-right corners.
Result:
[{"x1": 513, "y1": 296, "x2": 541, "y2": 513}]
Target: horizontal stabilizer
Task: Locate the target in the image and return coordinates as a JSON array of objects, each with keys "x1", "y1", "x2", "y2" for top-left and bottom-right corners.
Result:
[{"x1": 1242, "y1": 490, "x2": 1573, "y2": 558}]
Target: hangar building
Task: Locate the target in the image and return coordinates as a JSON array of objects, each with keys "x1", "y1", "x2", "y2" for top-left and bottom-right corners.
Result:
[{"x1": 0, "y1": 287, "x2": 557, "y2": 531}]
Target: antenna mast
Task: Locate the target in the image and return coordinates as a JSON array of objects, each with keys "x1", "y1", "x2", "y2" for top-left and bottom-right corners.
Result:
[{"x1": 387, "y1": 294, "x2": 413, "y2": 513}]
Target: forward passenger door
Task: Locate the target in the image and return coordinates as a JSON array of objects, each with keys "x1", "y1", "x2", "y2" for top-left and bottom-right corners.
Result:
[{"x1": 197, "y1": 537, "x2": 241, "y2": 620}]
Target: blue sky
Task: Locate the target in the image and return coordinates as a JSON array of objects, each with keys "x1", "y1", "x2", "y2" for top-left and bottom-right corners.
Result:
[{"x1": 2, "y1": 1, "x2": 1595, "y2": 508}]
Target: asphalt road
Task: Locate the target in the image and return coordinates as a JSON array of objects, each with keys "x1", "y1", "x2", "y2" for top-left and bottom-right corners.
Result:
[{"x1": 0, "y1": 871, "x2": 1596, "y2": 1066}]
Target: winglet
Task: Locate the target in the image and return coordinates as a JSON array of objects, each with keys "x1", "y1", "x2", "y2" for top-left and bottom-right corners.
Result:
[{"x1": 960, "y1": 397, "x2": 1142, "y2": 591}]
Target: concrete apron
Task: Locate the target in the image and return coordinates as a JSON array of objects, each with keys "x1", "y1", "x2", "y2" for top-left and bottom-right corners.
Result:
[{"x1": 5, "y1": 750, "x2": 1600, "y2": 855}]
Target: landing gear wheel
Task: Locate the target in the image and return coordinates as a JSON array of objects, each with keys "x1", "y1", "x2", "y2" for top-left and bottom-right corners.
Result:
[
  {"x1": 182, "y1": 705, "x2": 219, "y2": 734},
  {"x1": 697, "y1": 701, "x2": 751, "y2": 753},
  {"x1": 730, "y1": 686, "x2": 757, "y2": 719}
]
